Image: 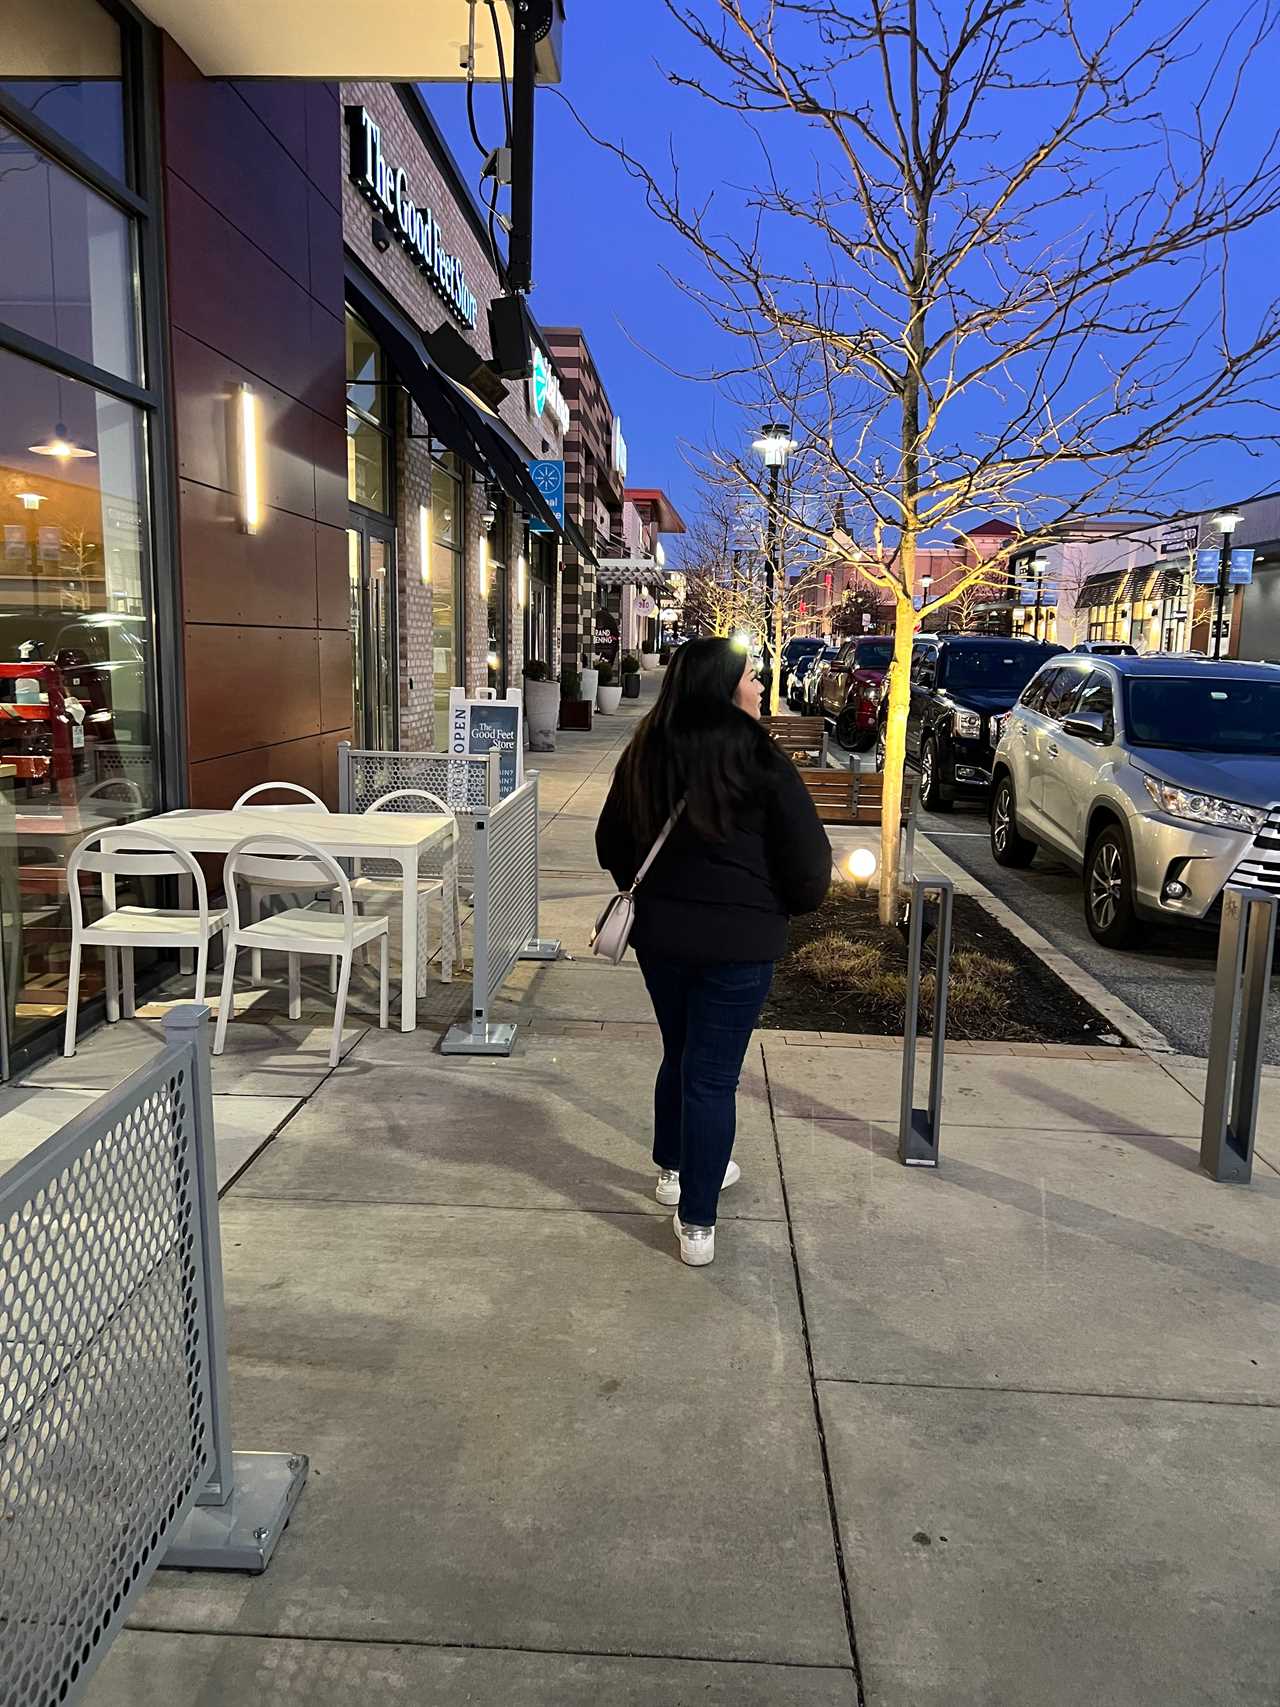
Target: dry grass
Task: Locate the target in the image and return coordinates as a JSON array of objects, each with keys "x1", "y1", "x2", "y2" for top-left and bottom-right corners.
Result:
[{"x1": 789, "y1": 933, "x2": 1016, "y2": 1034}]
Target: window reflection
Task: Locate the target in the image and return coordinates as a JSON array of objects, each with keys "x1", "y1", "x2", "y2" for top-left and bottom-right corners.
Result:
[
  {"x1": 0, "y1": 0, "x2": 125, "y2": 182},
  {"x1": 0, "y1": 347, "x2": 155, "y2": 1052},
  {"x1": 0, "y1": 122, "x2": 140, "y2": 384}
]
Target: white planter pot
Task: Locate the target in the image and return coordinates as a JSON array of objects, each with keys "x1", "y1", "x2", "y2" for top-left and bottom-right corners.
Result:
[
  {"x1": 596, "y1": 684, "x2": 624, "y2": 715},
  {"x1": 640, "y1": 652, "x2": 660, "y2": 670},
  {"x1": 579, "y1": 667, "x2": 599, "y2": 703},
  {"x1": 523, "y1": 676, "x2": 560, "y2": 751}
]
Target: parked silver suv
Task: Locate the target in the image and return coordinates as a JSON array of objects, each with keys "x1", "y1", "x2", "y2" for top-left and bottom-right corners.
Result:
[{"x1": 989, "y1": 656, "x2": 1280, "y2": 946}]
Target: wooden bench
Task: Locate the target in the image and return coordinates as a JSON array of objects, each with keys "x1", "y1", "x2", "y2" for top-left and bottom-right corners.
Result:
[
  {"x1": 762, "y1": 715, "x2": 828, "y2": 765},
  {"x1": 794, "y1": 768, "x2": 915, "y2": 826},
  {"x1": 795, "y1": 768, "x2": 920, "y2": 883}
]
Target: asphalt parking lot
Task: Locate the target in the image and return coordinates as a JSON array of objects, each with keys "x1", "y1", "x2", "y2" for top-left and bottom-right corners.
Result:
[{"x1": 828, "y1": 734, "x2": 1278, "y2": 1063}]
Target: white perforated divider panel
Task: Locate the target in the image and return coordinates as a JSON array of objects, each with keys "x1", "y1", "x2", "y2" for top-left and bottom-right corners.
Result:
[
  {"x1": 341, "y1": 749, "x2": 492, "y2": 888},
  {"x1": 0, "y1": 1045, "x2": 214, "y2": 1707},
  {"x1": 478, "y1": 778, "x2": 540, "y2": 1009}
]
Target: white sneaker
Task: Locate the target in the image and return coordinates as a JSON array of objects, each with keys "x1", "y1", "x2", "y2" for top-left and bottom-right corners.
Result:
[
  {"x1": 655, "y1": 1160, "x2": 740, "y2": 1207},
  {"x1": 673, "y1": 1213, "x2": 715, "y2": 1267}
]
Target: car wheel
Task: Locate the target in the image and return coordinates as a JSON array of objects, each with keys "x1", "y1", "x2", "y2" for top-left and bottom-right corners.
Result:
[
  {"x1": 1085, "y1": 824, "x2": 1141, "y2": 948},
  {"x1": 920, "y1": 736, "x2": 953, "y2": 813},
  {"x1": 990, "y1": 775, "x2": 1036, "y2": 868},
  {"x1": 835, "y1": 707, "x2": 862, "y2": 751}
]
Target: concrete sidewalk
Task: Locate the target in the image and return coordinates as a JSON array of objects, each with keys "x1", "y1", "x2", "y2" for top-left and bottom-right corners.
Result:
[{"x1": 18, "y1": 679, "x2": 1279, "y2": 1705}]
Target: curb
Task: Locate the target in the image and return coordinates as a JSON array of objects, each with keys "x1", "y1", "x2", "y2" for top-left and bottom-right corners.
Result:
[{"x1": 917, "y1": 833, "x2": 1176, "y2": 1055}]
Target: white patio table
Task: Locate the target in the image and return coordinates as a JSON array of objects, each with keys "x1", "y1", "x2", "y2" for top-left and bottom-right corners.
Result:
[{"x1": 138, "y1": 807, "x2": 455, "y2": 1032}]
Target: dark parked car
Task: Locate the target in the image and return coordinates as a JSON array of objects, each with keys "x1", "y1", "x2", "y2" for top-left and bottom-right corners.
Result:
[
  {"x1": 788, "y1": 643, "x2": 836, "y2": 710},
  {"x1": 875, "y1": 634, "x2": 1064, "y2": 811},
  {"x1": 779, "y1": 635, "x2": 825, "y2": 697},
  {"x1": 817, "y1": 635, "x2": 895, "y2": 750}
]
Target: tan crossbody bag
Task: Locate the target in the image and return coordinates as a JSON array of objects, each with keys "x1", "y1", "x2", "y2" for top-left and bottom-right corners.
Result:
[{"x1": 590, "y1": 803, "x2": 684, "y2": 964}]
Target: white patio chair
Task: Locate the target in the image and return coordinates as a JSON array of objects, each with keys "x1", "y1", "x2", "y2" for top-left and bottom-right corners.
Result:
[
  {"x1": 232, "y1": 782, "x2": 335, "y2": 981},
  {"x1": 215, "y1": 832, "x2": 389, "y2": 1068},
  {"x1": 348, "y1": 787, "x2": 461, "y2": 989},
  {"x1": 63, "y1": 828, "x2": 228, "y2": 1058},
  {"x1": 78, "y1": 776, "x2": 145, "y2": 820}
]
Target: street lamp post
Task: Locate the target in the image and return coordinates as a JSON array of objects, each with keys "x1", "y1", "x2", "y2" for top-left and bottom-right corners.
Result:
[
  {"x1": 753, "y1": 422, "x2": 794, "y2": 714},
  {"x1": 1030, "y1": 552, "x2": 1048, "y2": 641},
  {"x1": 1212, "y1": 510, "x2": 1242, "y2": 660}
]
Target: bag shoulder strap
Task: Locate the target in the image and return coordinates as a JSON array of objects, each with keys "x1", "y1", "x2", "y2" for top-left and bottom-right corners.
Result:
[{"x1": 628, "y1": 801, "x2": 684, "y2": 895}]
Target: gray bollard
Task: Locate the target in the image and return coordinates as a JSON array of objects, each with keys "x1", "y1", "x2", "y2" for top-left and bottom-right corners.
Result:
[
  {"x1": 898, "y1": 876, "x2": 953, "y2": 1167},
  {"x1": 1200, "y1": 884, "x2": 1277, "y2": 1184}
]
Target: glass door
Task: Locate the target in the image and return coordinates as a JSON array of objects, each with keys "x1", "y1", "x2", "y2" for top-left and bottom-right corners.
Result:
[{"x1": 348, "y1": 517, "x2": 398, "y2": 750}]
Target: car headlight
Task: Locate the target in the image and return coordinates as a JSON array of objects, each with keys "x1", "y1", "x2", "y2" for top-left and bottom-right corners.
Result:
[
  {"x1": 990, "y1": 713, "x2": 1009, "y2": 743},
  {"x1": 861, "y1": 680, "x2": 879, "y2": 700},
  {"x1": 952, "y1": 708, "x2": 983, "y2": 739},
  {"x1": 1142, "y1": 775, "x2": 1267, "y2": 833}
]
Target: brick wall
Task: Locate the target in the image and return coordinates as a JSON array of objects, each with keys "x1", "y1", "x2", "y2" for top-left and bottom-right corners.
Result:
[{"x1": 340, "y1": 83, "x2": 563, "y2": 727}]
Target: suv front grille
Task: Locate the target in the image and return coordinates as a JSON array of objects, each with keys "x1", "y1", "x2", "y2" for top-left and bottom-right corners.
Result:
[{"x1": 1232, "y1": 805, "x2": 1280, "y2": 894}]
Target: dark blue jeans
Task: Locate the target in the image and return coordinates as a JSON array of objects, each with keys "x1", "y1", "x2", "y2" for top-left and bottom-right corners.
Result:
[{"x1": 636, "y1": 953, "x2": 774, "y2": 1228}]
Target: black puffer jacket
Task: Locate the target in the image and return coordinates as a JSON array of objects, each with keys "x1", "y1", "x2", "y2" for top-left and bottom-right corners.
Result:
[{"x1": 595, "y1": 749, "x2": 831, "y2": 965}]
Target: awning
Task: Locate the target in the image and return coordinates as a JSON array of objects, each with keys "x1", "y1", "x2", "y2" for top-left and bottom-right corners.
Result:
[
  {"x1": 345, "y1": 268, "x2": 561, "y2": 535},
  {"x1": 129, "y1": 1, "x2": 564, "y2": 80},
  {"x1": 595, "y1": 557, "x2": 666, "y2": 587},
  {"x1": 1076, "y1": 572, "x2": 1123, "y2": 610},
  {"x1": 563, "y1": 515, "x2": 598, "y2": 568}
]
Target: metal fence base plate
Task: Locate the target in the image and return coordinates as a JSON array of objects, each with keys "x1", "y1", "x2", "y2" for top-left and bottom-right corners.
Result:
[
  {"x1": 899, "y1": 1109, "x2": 939, "y2": 1167},
  {"x1": 520, "y1": 937, "x2": 562, "y2": 961},
  {"x1": 161, "y1": 1451, "x2": 308, "y2": 1575},
  {"x1": 440, "y1": 1020, "x2": 518, "y2": 1055}
]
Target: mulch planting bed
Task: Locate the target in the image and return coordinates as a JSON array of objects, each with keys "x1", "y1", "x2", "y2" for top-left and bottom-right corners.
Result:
[{"x1": 762, "y1": 883, "x2": 1123, "y2": 1046}]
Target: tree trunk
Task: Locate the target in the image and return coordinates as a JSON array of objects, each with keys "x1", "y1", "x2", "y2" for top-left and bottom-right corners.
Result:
[{"x1": 877, "y1": 593, "x2": 916, "y2": 924}]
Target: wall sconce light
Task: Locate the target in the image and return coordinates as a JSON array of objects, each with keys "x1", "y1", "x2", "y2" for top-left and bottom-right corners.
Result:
[
  {"x1": 517, "y1": 553, "x2": 527, "y2": 607},
  {"x1": 15, "y1": 491, "x2": 46, "y2": 510},
  {"x1": 237, "y1": 383, "x2": 261, "y2": 533},
  {"x1": 480, "y1": 535, "x2": 490, "y2": 599},
  {"x1": 418, "y1": 503, "x2": 431, "y2": 585}
]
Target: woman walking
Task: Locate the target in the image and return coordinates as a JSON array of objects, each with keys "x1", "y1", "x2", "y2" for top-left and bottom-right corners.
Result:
[{"x1": 596, "y1": 637, "x2": 831, "y2": 1267}]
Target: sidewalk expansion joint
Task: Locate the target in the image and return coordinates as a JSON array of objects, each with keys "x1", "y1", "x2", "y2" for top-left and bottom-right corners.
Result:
[
  {"x1": 761, "y1": 1042, "x2": 869, "y2": 1707},
  {"x1": 227, "y1": 1192, "x2": 788, "y2": 1222},
  {"x1": 815, "y1": 1376, "x2": 1279, "y2": 1408},
  {"x1": 125, "y1": 1624, "x2": 861, "y2": 1674}
]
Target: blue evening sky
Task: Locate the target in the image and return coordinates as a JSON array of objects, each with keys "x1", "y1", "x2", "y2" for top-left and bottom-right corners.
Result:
[{"x1": 427, "y1": 3, "x2": 1280, "y2": 541}]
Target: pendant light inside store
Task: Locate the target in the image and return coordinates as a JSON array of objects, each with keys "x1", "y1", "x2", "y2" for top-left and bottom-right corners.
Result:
[{"x1": 30, "y1": 165, "x2": 95, "y2": 462}]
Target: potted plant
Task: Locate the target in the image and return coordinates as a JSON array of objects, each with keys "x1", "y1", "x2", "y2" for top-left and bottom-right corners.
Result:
[
  {"x1": 523, "y1": 659, "x2": 559, "y2": 752},
  {"x1": 620, "y1": 652, "x2": 642, "y2": 699},
  {"x1": 578, "y1": 648, "x2": 599, "y2": 708},
  {"x1": 659, "y1": 643, "x2": 674, "y2": 665},
  {"x1": 596, "y1": 661, "x2": 624, "y2": 715},
  {"x1": 640, "y1": 645, "x2": 660, "y2": 670},
  {"x1": 559, "y1": 668, "x2": 593, "y2": 731}
]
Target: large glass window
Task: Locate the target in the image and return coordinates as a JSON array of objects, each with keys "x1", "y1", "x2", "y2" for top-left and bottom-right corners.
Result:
[
  {"x1": 0, "y1": 0, "x2": 126, "y2": 182},
  {"x1": 0, "y1": 345, "x2": 157, "y2": 1055},
  {"x1": 346, "y1": 312, "x2": 391, "y2": 516},
  {"x1": 431, "y1": 452, "x2": 463, "y2": 739},
  {"x1": 484, "y1": 493, "x2": 508, "y2": 694},
  {"x1": 0, "y1": 119, "x2": 140, "y2": 385}
]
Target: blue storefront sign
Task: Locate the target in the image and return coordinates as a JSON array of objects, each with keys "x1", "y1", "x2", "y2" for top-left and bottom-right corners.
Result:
[
  {"x1": 529, "y1": 459, "x2": 565, "y2": 534},
  {"x1": 1194, "y1": 547, "x2": 1255, "y2": 586}
]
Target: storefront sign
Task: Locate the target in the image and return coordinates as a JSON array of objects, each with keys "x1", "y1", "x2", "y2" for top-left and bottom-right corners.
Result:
[
  {"x1": 1194, "y1": 547, "x2": 1255, "y2": 586},
  {"x1": 449, "y1": 687, "x2": 523, "y2": 798},
  {"x1": 529, "y1": 459, "x2": 565, "y2": 534},
  {"x1": 530, "y1": 348, "x2": 570, "y2": 433},
  {"x1": 1160, "y1": 524, "x2": 1198, "y2": 555},
  {"x1": 346, "y1": 106, "x2": 478, "y2": 329}
]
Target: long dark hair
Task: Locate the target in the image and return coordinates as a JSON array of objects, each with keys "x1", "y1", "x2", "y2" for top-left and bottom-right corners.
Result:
[{"x1": 616, "y1": 637, "x2": 778, "y2": 843}]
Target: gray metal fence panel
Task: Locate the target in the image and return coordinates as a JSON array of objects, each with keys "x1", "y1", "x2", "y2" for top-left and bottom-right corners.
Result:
[
  {"x1": 0, "y1": 1007, "x2": 307, "y2": 1706},
  {"x1": 0, "y1": 1023, "x2": 217, "y2": 1707},
  {"x1": 442, "y1": 776, "x2": 558, "y2": 1056}
]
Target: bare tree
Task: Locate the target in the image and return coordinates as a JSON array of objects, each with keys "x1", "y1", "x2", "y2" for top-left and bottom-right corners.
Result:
[{"x1": 591, "y1": 0, "x2": 1280, "y2": 918}]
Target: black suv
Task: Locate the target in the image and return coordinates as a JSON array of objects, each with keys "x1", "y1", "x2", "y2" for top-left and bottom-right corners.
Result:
[{"x1": 875, "y1": 634, "x2": 1064, "y2": 811}]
